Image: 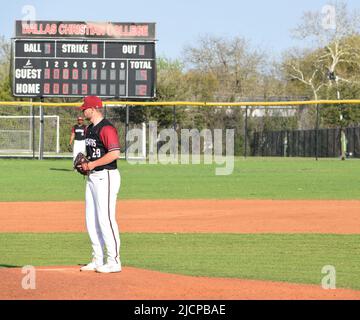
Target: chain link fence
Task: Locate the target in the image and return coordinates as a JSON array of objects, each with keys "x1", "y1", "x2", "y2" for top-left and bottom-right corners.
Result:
[{"x1": 1, "y1": 101, "x2": 360, "y2": 159}]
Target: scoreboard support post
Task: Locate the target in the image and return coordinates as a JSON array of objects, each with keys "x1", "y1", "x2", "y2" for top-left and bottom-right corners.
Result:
[
  {"x1": 29, "y1": 98, "x2": 35, "y2": 159},
  {"x1": 31, "y1": 103, "x2": 35, "y2": 159},
  {"x1": 125, "y1": 105, "x2": 130, "y2": 160}
]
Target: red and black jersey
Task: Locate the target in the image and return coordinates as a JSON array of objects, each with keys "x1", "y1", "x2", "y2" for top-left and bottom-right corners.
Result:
[
  {"x1": 72, "y1": 125, "x2": 87, "y2": 141},
  {"x1": 85, "y1": 119, "x2": 120, "y2": 171}
]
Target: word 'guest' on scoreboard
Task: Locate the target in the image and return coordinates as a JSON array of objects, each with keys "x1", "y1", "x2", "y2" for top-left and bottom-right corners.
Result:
[{"x1": 12, "y1": 21, "x2": 156, "y2": 99}]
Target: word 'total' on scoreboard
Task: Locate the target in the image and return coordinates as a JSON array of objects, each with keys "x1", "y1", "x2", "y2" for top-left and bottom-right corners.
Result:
[{"x1": 11, "y1": 21, "x2": 156, "y2": 99}]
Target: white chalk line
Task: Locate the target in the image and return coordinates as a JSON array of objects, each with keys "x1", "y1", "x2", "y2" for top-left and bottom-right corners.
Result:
[{"x1": 36, "y1": 267, "x2": 80, "y2": 272}]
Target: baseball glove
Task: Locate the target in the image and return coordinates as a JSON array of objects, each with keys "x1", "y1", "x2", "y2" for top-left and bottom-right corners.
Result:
[
  {"x1": 68, "y1": 144, "x2": 72, "y2": 152},
  {"x1": 73, "y1": 152, "x2": 90, "y2": 176}
]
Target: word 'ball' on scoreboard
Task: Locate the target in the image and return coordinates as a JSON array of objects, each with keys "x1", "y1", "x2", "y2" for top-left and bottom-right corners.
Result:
[{"x1": 12, "y1": 21, "x2": 156, "y2": 99}]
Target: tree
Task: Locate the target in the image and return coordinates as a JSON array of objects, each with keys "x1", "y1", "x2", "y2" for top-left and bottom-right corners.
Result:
[
  {"x1": 183, "y1": 35, "x2": 266, "y2": 101},
  {"x1": 282, "y1": 48, "x2": 328, "y2": 101},
  {"x1": 291, "y1": 1, "x2": 360, "y2": 97},
  {"x1": 156, "y1": 57, "x2": 188, "y2": 101},
  {"x1": 0, "y1": 36, "x2": 12, "y2": 101},
  {"x1": 183, "y1": 70, "x2": 218, "y2": 101},
  {"x1": 150, "y1": 57, "x2": 188, "y2": 128},
  {"x1": 283, "y1": 1, "x2": 360, "y2": 133},
  {"x1": 180, "y1": 70, "x2": 219, "y2": 130}
]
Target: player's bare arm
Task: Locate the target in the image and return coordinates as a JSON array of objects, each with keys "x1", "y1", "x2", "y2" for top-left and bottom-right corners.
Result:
[
  {"x1": 69, "y1": 132, "x2": 75, "y2": 145},
  {"x1": 85, "y1": 150, "x2": 120, "y2": 171}
]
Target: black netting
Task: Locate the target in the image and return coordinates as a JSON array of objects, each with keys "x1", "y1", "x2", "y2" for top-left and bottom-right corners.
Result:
[{"x1": 252, "y1": 126, "x2": 359, "y2": 158}]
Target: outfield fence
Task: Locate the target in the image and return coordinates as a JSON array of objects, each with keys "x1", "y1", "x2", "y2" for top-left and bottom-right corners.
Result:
[
  {"x1": 252, "y1": 127, "x2": 360, "y2": 158},
  {"x1": 1, "y1": 99, "x2": 360, "y2": 160}
]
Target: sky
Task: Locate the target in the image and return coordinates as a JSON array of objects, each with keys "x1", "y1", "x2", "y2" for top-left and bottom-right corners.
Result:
[{"x1": 1, "y1": 0, "x2": 360, "y2": 60}]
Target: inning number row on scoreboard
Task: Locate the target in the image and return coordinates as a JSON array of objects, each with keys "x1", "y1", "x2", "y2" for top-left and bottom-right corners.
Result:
[{"x1": 13, "y1": 39, "x2": 156, "y2": 98}]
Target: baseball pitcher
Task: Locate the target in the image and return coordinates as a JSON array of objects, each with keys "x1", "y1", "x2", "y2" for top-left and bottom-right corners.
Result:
[{"x1": 74, "y1": 96, "x2": 122, "y2": 274}]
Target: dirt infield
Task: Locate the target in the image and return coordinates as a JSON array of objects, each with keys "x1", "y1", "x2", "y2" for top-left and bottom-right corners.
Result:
[
  {"x1": 1, "y1": 199, "x2": 360, "y2": 300},
  {"x1": 1, "y1": 199, "x2": 360, "y2": 233},
  {"x1": 1, "y1": 266, "x2": 360, "y2": 300}
]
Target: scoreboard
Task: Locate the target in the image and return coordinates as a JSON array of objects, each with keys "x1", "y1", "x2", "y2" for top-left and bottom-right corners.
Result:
[{"x1": 12, "y1": 21, "x2": 156, "y2": 99}]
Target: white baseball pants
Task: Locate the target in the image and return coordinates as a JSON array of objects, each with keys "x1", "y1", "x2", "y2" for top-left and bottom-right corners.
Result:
[
  {"x1": 73, "y1": 140, "x2": 86, "y2": 162},
  {"x1": 85, "y1": 169, "x2": 121, "y2": 266}
]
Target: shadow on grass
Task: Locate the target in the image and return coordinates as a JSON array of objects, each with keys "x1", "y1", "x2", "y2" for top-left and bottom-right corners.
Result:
[
  {"x1": 0, "y1": 264, "x2": 21, "y2": 269},
  {"x1": 50, "y1": 168, "x2": 73, "y2": 172}
]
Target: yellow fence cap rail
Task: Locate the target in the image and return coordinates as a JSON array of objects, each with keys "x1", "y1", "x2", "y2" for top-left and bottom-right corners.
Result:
[{"x1": 1, "y1": 99, "x2": 360, "y2": 107}]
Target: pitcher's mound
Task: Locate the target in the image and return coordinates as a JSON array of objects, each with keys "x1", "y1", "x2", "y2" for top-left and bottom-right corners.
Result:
[{"x1": 1, "y1": 266, "x2": 359, "y2": 300}]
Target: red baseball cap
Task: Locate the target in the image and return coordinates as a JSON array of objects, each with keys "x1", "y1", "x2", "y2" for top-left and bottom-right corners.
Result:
[
  {"x1": 77, "y1": 117, "x2": 84, "y2": 121},
  {"x1": 80, "y1": 96, "x2": 103, "y2": 110}
]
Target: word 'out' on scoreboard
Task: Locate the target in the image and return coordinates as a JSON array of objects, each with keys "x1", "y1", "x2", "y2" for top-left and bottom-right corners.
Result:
[{"x1": 11, "y1": 21, "x2": 156, "y2": 99}]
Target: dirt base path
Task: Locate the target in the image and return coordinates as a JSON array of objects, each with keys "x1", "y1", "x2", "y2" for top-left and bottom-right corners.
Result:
[
  {"x1": 1, "y1": 199, "x2": 360, "y2": 233},
  {"x1": 1, "y1": 266, "x2": 360, "y2": 300}
]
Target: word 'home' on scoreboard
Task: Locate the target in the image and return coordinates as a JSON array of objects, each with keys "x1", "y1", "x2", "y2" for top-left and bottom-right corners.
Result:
[{"x1": 11, "y1": 21, "x2": 156, "y2": 99}]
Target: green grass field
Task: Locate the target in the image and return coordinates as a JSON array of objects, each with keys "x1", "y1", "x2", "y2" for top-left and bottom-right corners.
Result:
[
  {"x1": 1, "y1": 233, "x2": 360, "y2": 290},
  {"x1": 1, "y1": 158, "x2": 360, "y2": 290},
  {"x1": 1, "y1": 157, "x2": 360, "y2": 201}
]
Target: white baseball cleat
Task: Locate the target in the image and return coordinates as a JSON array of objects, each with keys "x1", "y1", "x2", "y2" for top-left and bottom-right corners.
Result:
[
  {"x1": 96, "y1": 263, "x2": 122, "y2": 274},
  {"x1": 80, "y1": 262, "x2": 103, "y2": 272}
]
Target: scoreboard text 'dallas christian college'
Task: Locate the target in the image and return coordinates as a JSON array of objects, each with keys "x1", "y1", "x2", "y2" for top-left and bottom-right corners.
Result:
[{"x1": 12, "y1": 21, "x2": 156, "y2": 99}]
